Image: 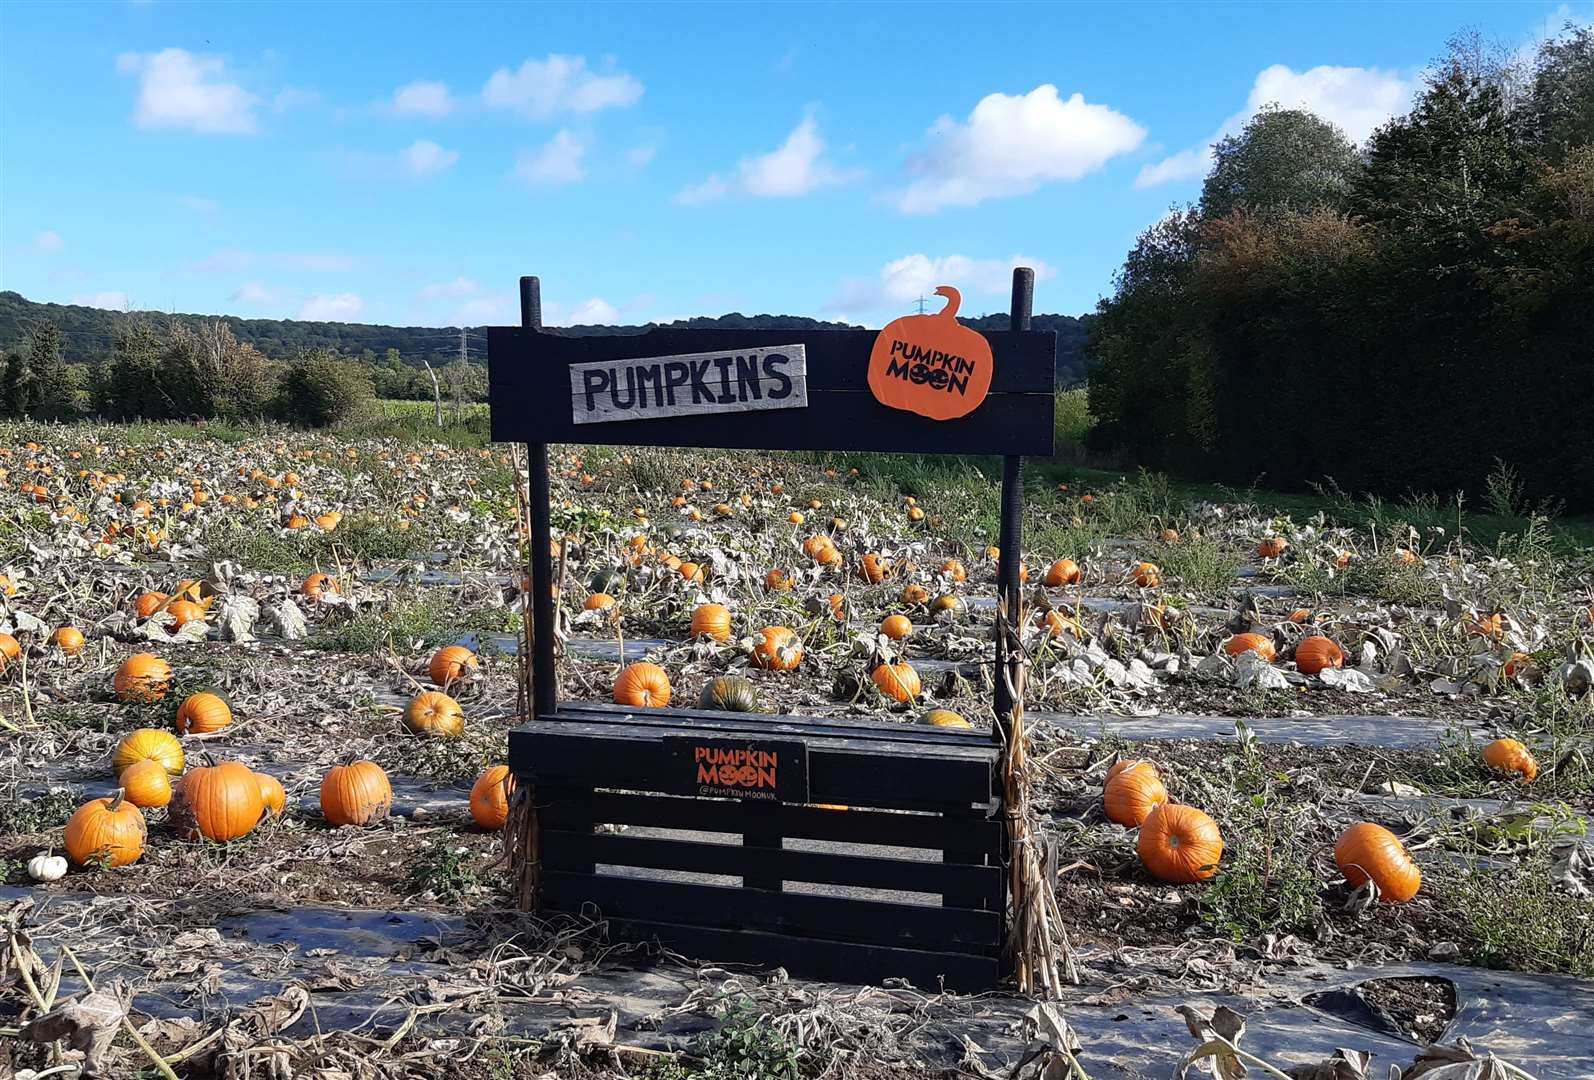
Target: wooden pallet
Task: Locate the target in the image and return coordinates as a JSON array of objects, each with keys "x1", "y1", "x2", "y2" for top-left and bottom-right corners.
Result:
[{"x1": 511, "y1": 704, "x2": 1005, "y2": 989}]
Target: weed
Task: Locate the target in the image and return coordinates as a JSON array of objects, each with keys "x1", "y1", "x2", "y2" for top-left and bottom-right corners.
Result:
[
  {"x1": 639, "y1": 999, "x2": 816, "y2": 1080},
  {"x1": 0, "y1": 787, "x2": 80, "y2": 834},
  {"x1": 406, "y1": 842, "x2": 480, "y2": 902},
  {"x1": 1439, "y1": 851, "x2": 1594, "y2": 976},
  {"x1": 314, "y1": 594, "x2": 514, "y2": 654}
]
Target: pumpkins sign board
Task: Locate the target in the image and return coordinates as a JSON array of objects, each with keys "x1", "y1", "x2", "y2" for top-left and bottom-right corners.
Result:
[
  {"x1": 570, "y1": 345, "x2": 808, "y2": 425},
  {"x1": 868, "y1": 286, "x2": 994, "y2": 421},
  {"x1": 663, "y1": 736, "x2": 809, "y2": 802}
]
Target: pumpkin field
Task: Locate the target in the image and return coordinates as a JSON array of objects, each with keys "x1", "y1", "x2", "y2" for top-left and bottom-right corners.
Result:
[{"x1": 2, "y1": 420, "x2": 1592, "y2": 1078}]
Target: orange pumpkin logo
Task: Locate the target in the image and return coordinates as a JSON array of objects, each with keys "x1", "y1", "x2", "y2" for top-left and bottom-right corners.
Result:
[{"x1": 868, "y1": 285, "x2": 994, "y2": 421}]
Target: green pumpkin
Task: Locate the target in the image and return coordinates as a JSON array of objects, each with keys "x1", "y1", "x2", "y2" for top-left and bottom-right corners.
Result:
[
  {"x1": 661, "y1": 524, "x2": 687, "y2": 542},
  {"x1": 700, "y1": 676, "x2": 759, "y2": 713},
  {"x1": 589, "y1": 568, "x2": 621, "y2": 594}
]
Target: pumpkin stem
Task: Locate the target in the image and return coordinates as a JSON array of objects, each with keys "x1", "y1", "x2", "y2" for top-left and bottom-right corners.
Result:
[
  {"x1": 109, "y1": 788, "x2": 126, "y2": 812},
  {"x1": 933, "y1": 285, "x2": 961, "y2": 320}
]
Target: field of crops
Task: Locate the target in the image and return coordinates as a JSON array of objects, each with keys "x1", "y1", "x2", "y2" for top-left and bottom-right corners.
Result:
[{"x1": 2, "y1": 420, "x2": 1591, "y2": 1078}]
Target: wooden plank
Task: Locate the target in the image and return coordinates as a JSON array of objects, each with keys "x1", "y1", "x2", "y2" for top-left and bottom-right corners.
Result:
[
  {"x1": 510, "y1": 724, "x2": 995, "y2": 811},
  {"x1": 542, "y1": 829, "x2": 1002, "y2": 900},
  {"x1": 570, "y1": 344, "x2": 808, "y2": 424},
  {"x1": 541, "y1": 870, "x2": 1000, "y2": 949},
  {"x1": 488, "y1": 326, "x2": 1055, "y2": 455},
  {"x1": 739, "y1": 802, "x2": 783, "y2": 891},
  {"x1": 600, "y1": 916, "x2": 999, "y2": 990},
  {"x1": 560, "y1": 702, "x2": 995, "y2": 749},
  {"x1": 585, "y1": 791, "x2": 1002, "y2": 851},
  {"x1": 603, "y1": 916, "x2": 997, "y2": 989}
]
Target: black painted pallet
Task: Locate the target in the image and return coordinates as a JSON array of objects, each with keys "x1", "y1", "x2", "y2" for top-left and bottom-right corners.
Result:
[{"x1": 511, "y1": 709, "x2": 1005, "y2": 989}]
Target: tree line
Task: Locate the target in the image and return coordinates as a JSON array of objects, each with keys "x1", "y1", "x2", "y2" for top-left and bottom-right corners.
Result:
[
  {"x1": 0, "y1": 318, "x2": 492, "y2": 427},
  {"x1": 1087, "y1": 26, "x2": 1594, "y2": 512}
]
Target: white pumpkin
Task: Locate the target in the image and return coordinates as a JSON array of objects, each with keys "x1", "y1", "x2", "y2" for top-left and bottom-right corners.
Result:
[{"x1": 28, "y1": 853, "x2": 68, "y2": 882}]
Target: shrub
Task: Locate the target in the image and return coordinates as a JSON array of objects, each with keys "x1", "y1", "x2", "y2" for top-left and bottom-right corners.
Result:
[{"x1": 275, "y1": 349, "x2": 374, "y2": 427}]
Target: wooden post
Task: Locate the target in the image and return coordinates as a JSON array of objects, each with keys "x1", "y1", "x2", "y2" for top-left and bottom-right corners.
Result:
[
  {"x1": 521, "y1": 276, "x2": 557, "y2": 718},
  {"x1": 993, "y1": 267, "x2": 1032, "y2": 744}
]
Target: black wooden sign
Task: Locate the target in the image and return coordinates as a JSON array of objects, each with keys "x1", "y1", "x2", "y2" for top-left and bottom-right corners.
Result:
[
  {"x1": 488, "y1": 326, "x2": 1056, "y2": 456},
  {"x1": 661, "y1": 735, "x2": 810, "y2": 802}
]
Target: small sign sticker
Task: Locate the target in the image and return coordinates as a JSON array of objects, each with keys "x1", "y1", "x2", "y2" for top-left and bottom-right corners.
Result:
[
  {"x1": 570, "y1": 345, "x2": 808, "y2": 424},
  {"x1": 867, "y1": 286, "x2": 994, "y2": 421},
  {"x1": 662, "y1": 736, "x2": 810, "y2": 802}
]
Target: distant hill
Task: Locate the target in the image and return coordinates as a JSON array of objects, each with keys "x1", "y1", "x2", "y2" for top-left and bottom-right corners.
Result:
[{"x1": 0, "y1": 291, "x2": 1096, "y2": 386}]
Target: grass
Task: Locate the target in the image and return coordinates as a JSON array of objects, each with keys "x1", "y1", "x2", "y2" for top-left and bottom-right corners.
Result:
[
  {"x1": 314, "y1": 593, "x2": 519, "y2": 655},
  {"x1": 203, "y1": 512, "x2": 428, "y2": 573},
  {"x1": 640, "y1": 999, "x2": 815, "y2": 1080}
]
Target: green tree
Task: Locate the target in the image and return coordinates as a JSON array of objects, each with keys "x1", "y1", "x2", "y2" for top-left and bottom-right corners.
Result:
[
  {"x1": 1200, "y1": 106, "x2": 1361, "y2": 218},
  {"x1": 103, "y1": 317, "x2": 170, "y2": 420},
  {"x1": 160, "y1": 321, "x2": 274, "y2": 419},
  {"x1": 1518, "y1": 25, "x2": 1594, "y2": 162},
  {"x1": 28, "y1": 322, "x2": 76, "y2": 420}
]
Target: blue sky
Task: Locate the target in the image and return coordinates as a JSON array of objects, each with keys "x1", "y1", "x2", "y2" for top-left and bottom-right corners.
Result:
[{"x1": 2, "y1": 1, "x2": 1588, "y2": 334}]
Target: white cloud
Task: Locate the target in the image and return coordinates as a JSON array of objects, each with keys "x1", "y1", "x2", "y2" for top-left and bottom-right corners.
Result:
[
  {"x1": 420, "y1": 277, "x2": 479, "y2": 300},
  {"x1": 72, "y1": 291, "x2": 131, "y2": 310},
  {"x1": 231, "y1": 281, "x2": 276, "y2": 304},
  {"x1": 482, "y1": 54, "x2": 642, "y2": 119},
  {"x1": 675, "y1": 112, "x2": 856, "y2": 204},
  {"x1": 402, "y1": 139, "x2": 459, "y2": 177},
  {"x1": 393, "y1": 80, "x2": 456, "y2": 117},
  {"x1": 829, "y1": 254, "x2": 1057, "y2": 317},
  {"x1": 271, "y1": 86, "x2": 319, "y2": 113},
  {"x1": 894, "y1": 85, "x2": 1146, "y2": 213},
  {"x1": 116, "y1": 48, "x2": 260, "y2": 134},
  {"x1": 567, "y1": 298, "x2": 619, "y2": 324},
  {"x1": 177, "y1": 194, "x2": 218, "y2": 216},
  {"x1": 456, "y1": 296, "x2": 511, "y2": 324},
  {"x1": 1134, "y1": 64, "x2": 1417, "y2": 189},
  {"x1": 33, "y1": 230, "x2": 63, "y2": 253},
  {"x1": 626, "y1": 141, "x2": 659, "y2": 168},
  {"x1": 299, "y1": 293, "x2": 364, "y2": 321},
  {"x1": 512, "y1": 129, "x2": 589, "y2": 185}
]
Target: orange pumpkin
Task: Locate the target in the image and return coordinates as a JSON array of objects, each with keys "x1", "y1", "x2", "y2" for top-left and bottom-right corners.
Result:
[
  {"x1": 764, "y1": 568, "x2": 794, "y2": 592},
  {"x1": 405, "y1": 690, "x2": 465, "y2": 736},
  {"x1": 872, "y1": 662, "x2": 921, "y2": 702},
  {"x1": 53, "y1": 626, "x2": 86, "y2": 655},
  {"x1": 134, "y1": 591, "x2": 169, "y2": 619},
  {"x1": 171, "y1": 761, "x2": 267, "y2": 842},
  {"x1": 690, "y1": 603, "x2": 733, "y2": 642},
  {"x1": 257, "y1": 772, "x2": 287, "y2": 818},
  {"x1": 1161, "y1": 528, "x2": 1180, "y2": 543},
  {"x1": 1294, "y1": 636, "x2": 1344, "y2": 675},
  {"x1": 428, "y1": 645, "x2": 479, "y2": 688},
  {"x1": 1503, "y1": 651, "x2": 1532, "y2": 678},
  {"x1": 321, "y1": 760, "x2": 393, "y2": 827},
  {"x1": 880, "y1": 614, "x2": 914, "y2": 641},
  {"x1": 677, "y1": 561, "x2": 705, "y2": 583},
  {"x1": 1106, "y1": 757, "x2": 1157, "y2": 782},
  {"x1": 1103, "y1": 762, "x2": 1167, "y2": 826},
  {"x1": 901, "y1": 583, "x2": 930, "y2": 605},
  {"x1": 583, "y1": 592, "x2": 617, "y2": 611},
  {"x1": 173, "y1": 691, "x2": 233, "y2": 736},
  {"x1": 1482, "y1": 738, "x2": 1538, "y2": 782},
  {"x1": 614, "y1": 662, "x2": 672, "y2": 707},
  {"x1": 1045, "y1": 559, "x2": 1082, "y2": 587},
  {"x1": 0, "y1": 633, "x2": 20, "y2": 671},
  {"x1": 1334, "y1": 822, "x2": 1420, "y2": 902},
  {"x1": 1469, "y1": 613, "x2": 1506, "y2": 639},
  {"x1": 1287, "y1": 608, "x2": 1311, "y2": 624},
  {"x1": 751, "y1": 626, "x2": 803, "y2": 671},
  {"x1": 64, "y1": 791, "x2": 146, "y2": 867},
  {"x1": 1224, "y1": 633, "x2": 1277, "y2": 663},
  {"x1": 163, "y1": 599, "x2": 204, "y2": 629},
  {"x1": 113, "y1": 727, "x2": 185, "y2": 777},
  {"x1": 120, "y1": 758, "x2": 173, "y2": 809},
  {"x1": 860, "y1": 553, "x2": 889, "y2": 584},
  {"x1": 922, "y1": 709, "x2": 971, "y2": 728},
  {"x1": 1131, "y1": 562, "x2": 1161, "y2": 588},
  {"x1": 867, "y1": 286, "x2": 994, "y2": 420},
  {"x1": 1257, "y1": 537, "x2": 1289, "y2": 559},
  {"x1": 941, "y1": 558, "x2": 967, "y2": 582},
  {"x1": 302, "y1": 573, "x2": 339, "y2": 601},
  {"x1": 1137, "y1": 803, "x2": 1224, "y2": 883},
  {"x1": 114, "y1": 653, "x2": 172, "y2": 702},
  {"x1": 1038, "y1": 610, "x2": 1083, "y2": 640},
  {"x1": 470, "y1": 765, "x2": 515, "y2": 830}
]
